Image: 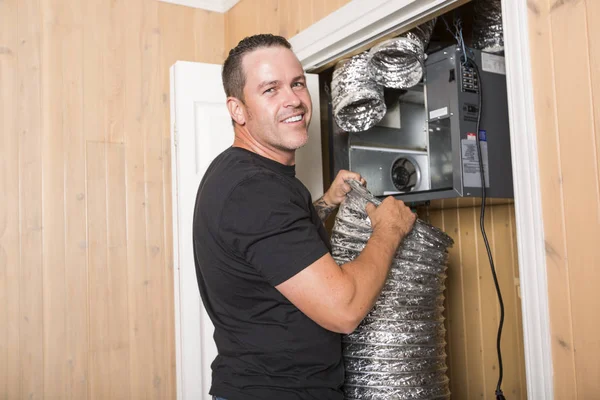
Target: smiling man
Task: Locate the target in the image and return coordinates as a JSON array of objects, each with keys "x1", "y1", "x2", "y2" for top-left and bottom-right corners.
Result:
[{"x1": 192, "y1": 34, "x2": 416, "y2": 400}]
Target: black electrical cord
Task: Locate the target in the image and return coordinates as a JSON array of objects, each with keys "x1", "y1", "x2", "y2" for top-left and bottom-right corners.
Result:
[
  {"x1": 465, "y1": 54, "x2": 506, "y2": 400},
  {"x1": 443, "y1": 15, "x2": 506, "y2": 398}
]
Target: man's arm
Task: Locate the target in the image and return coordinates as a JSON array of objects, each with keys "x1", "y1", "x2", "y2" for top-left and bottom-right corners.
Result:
[
  {"x1": 313, "y1": 196, "x2": 337, "y2": 222},
  {"x1": 277, "y1": 196, "x2": 416, "y2": 334},
  {"x1": 313, "y1": 170, "x2": 366, "y2": 222}
]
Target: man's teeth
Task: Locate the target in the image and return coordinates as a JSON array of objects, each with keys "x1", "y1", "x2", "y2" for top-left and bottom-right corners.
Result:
[{"x1": 283, "y1": 115, "x2": 303, "y2": 123}]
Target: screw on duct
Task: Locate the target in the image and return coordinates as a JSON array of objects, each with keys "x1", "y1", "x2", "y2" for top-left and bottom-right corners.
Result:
[
  {"x1": 366, "y1": 19, "x2": 437, "y2": 89},
  {"x1": 331, "y1": 180, "x2": 454, "y2": 400},
  {"x1": 472, "y1": 0, "x2": 504, "y2": 54},
  {"x1": 331, "y1": 52, "x2": 387, "y2": 133}
]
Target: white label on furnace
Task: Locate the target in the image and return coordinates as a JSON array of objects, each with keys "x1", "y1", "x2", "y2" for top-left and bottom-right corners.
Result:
[
  {"x1": 429, "y1": 107, "x2": 448, "y2": 119},
  {"x1": 462, "y1": 139, "x2": 490, "y2": 188},
  {"x1": 481, "y1": 53, "x2": 506, "y2": 75}
]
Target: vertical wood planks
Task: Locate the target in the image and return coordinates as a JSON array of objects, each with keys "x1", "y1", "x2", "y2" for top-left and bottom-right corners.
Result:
[
  {"x1": 3, "y1": 0, "x2": 228, "y2": 397},
  {"x1": 106, "y1": 144, "x2": 131, "y2": 399},
  {"x1": 526, "y1": 0, "x2": 576, "y2": 396},
  {"x1": 83, "y1": 0, "x2": 108, "y2": 143},
  {"x1": 426, "y1": 202, "x2": 527, "y2": 400},
  {"x1": 0, "y1": 0, "x2": 20, "y2": 398},
  {"x1": 458, "y1": 202, "x2": 486, "y2": 398},
  {"x1": 193, "y1": 10, "x2": 226, "y2": 64},
  {"x1": 509, "y1": 204, "x2": 527, "y2": 400},
  {"x1": 142, "y1": 1, "x2": 172, "y2": 396},
  {"x1": 588, "y1": 0, "x2": 600, "y2": 193},
  {"x1": 61, "y1": 0, "x2": 89, "y2": 395},
  {"x1": 475, "y1": 201, "x2": 500, "y2": 397},
  {"x1": 225, "y1": 0, "x2": 353, "y2": 49},
  {"x1": 549, "y1": 0, "x2": 600, "y2": 395},
  {"x1": 443, "y1": 205, "x2": 471, "y2": 399},
  {"x1": 41, "y1": 0, "x2": 67, "y2": 396},
  {"x1": 18, "y1": 0, "x2": 45, "y2": 397},
  {"x1": 105, "y1": 0, "x2": 126, "y2": 144},
  {"x1": 86, "y1": 141, "x2": 110, "y2": 400},
  {"x1": 491, "y1": 205, "x2": 525, "y2": 397}
]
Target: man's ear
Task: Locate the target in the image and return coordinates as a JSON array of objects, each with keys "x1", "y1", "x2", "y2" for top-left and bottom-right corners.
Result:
[{"x1": 227, "y1": 97, "x2": 246, "y2": 125}]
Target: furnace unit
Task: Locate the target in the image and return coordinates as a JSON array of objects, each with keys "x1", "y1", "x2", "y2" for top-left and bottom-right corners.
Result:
[{"x1": 346, "y1": 45, "x2": 513, "y2": 202}]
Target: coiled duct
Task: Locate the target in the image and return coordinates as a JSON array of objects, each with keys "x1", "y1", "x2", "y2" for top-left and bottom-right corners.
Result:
[
  {"x1": 331, "y1": 180, "x2": 454, "y2": 400},
  {"x1": 367, "y1": 19, "x2": 437, "y2": 89},
  {"x1": 331, "y1": 52, "x2": 386, "y2": 132},
  {"x1": 472, "y1": 0, "x2": 504, "y2": 54}
]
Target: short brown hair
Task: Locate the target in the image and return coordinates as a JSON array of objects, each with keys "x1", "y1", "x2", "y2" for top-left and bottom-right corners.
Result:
[{"x1": 222, "y1": 34, "x2": 292, "y2": 102}]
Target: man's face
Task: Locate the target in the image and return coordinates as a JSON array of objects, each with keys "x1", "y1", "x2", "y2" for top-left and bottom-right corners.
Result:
[{"x1": 238, "y1": 46, "x2": 312, "y2": 154}]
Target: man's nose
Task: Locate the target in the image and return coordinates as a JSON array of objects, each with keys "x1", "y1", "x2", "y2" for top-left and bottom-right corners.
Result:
[{"x1": 283, "y1": 87, "x2": 302, "y2": 108}]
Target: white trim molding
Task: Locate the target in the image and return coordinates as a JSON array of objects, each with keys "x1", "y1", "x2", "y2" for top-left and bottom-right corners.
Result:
[
  {"x1": 501, "y1": 0, "x2": 554, "y2": 398},
  {"x1": 289, "y1": 0, "x2": 465, "y2": 72},
  {"x1": 158, "y1": 0, "x2": 239, "y2": 13}
]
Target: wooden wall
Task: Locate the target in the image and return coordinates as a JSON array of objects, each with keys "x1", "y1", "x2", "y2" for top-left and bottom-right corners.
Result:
[
  {"x1": 224, "y1": 1, "x2": 528, "y2": 399},
  {"x1": 225, "y1": 0, "x2": 352, "y2": 49},
  {"x1": 528, "y1": 0, "x2": 600, "y2": 398},
  {"x1": 425, "y1": 200, "x2": 527, "y2": 399},
  {"x1": 0, "y1": 0, "x2": 224, "y2": 398}
]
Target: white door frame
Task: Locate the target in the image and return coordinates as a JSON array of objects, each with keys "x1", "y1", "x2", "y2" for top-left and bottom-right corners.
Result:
[{"x1": 289, "y1": 0, "x2": 554, "y2": 398}]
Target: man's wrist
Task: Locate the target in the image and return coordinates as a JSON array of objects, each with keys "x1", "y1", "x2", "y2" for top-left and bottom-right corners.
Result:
[
  {"x1": 321, "y1": 191, "x2": 338, "y2": 208},
  {"x1": 313, "y1": 194, "x2": 338, "y2": 222}
]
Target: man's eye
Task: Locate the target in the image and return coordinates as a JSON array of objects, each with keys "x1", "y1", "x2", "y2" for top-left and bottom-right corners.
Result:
[
  {"x1": 293, "y1": 82, "x2": 305, "y2": 88},
  {"x1": 264, "y1": 88, "x2": 275, "y2": 94}
]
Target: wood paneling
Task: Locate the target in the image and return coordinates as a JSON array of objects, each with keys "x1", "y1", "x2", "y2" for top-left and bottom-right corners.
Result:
[
  {"x1": 0, "y1": 0, "x2": 224, "y2": 398},
  {"x1": 528, "y1": 0, "x2": 600, "y2": 398},
  {"x1": 225, "y1": 0, "x2": 352, "y2": 49},
  {"x1": 0, "y1": 0, "x2": 21, "y2": 398},
  {"x1": 18, "y1": 0, "x2": 45, "y2": 398},
  {"x1": 42, "y1": 0, "x2": 69, "y2": 397},
  {"x1": 426, "y1": 202, "x2": 527, "y2": 399}
]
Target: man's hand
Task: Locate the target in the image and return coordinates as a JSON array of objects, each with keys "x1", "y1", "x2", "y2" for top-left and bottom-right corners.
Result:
[
  {"x1": 313, "y1": 170, "x2": 366, "y2": 222},
  {"x1": 366, "y1": 196, "x2": 416, "y2": 248},
  {"x1": 324, "y1": 170, "x2": 366, "y2": 207},
  {"x1": 278, "y1": 193, "x2": 417, "y2": 335}
]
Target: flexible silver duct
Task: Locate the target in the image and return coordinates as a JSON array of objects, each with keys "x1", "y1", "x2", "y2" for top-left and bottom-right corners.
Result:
[
  {"x1": 332, "y1": 180, "x2": 453, "y2": 400},
  {"x1": 331, "y1": 53, "x2": 387, "y2": 132},
  {"x1": 367, "y1": 20, "x2": 437, "y2": 89},
  {"x1": 472, "y1": 0, "x2": 504, "y2": 53}
]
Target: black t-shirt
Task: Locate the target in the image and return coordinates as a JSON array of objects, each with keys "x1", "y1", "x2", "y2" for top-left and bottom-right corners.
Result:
[{"x1": 192, "y1": 147, "x2": 344, "y2": 400}]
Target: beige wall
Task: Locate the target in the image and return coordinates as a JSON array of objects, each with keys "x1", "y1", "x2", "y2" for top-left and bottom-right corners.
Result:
[
  {"x1": 0, "y1": 0, "x2": 224, "y2": 398},
  {"x1": 528, "y1": 0, "x2": 600, "y2": 398}
]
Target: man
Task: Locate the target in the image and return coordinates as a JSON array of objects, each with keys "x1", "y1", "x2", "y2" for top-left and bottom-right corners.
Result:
[{"x1": 192, "y1": 34, "x2": 416, "y2": 400}]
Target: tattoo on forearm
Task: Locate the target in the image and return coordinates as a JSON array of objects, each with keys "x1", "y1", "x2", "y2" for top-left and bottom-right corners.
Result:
[{"x1": 313, "y1": 196, "x2": 337, "y2": 222}]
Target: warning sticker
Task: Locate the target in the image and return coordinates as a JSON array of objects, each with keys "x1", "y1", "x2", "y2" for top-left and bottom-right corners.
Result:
[
  {"x1": 462, "y1": 139, "x2": 490, "y2": 188},
  {"x1": 481, "y1": 52, "x2": 506, "y2": 75}
]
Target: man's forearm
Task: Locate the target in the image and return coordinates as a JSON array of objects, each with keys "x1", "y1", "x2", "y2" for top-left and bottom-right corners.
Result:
[
  {"x1": 313, "y1": 196, "x2": 337, "y2": 222},
  {"x1": 339, "y1": 228, "x2": 403, "y2": 325}
]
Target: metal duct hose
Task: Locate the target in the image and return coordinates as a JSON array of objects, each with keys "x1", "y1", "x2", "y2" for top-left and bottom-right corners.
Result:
[
  {"x1": 367, "y1": 20, "x2": 437, "y2": 89},
  {"x1": 332, "y1": 180, "x2": 454, "y2": 400},
  {"x1": 331, "y1": 53, "x2": 386, "y2": 132},
  {"x1": 472, "y1": 0, "x2": 504, "y2": 53}
]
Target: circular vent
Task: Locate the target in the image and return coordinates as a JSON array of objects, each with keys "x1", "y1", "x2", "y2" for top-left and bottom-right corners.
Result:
[{"x1": 391, "y1": 157, "x2": 419, "y2": 192}]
